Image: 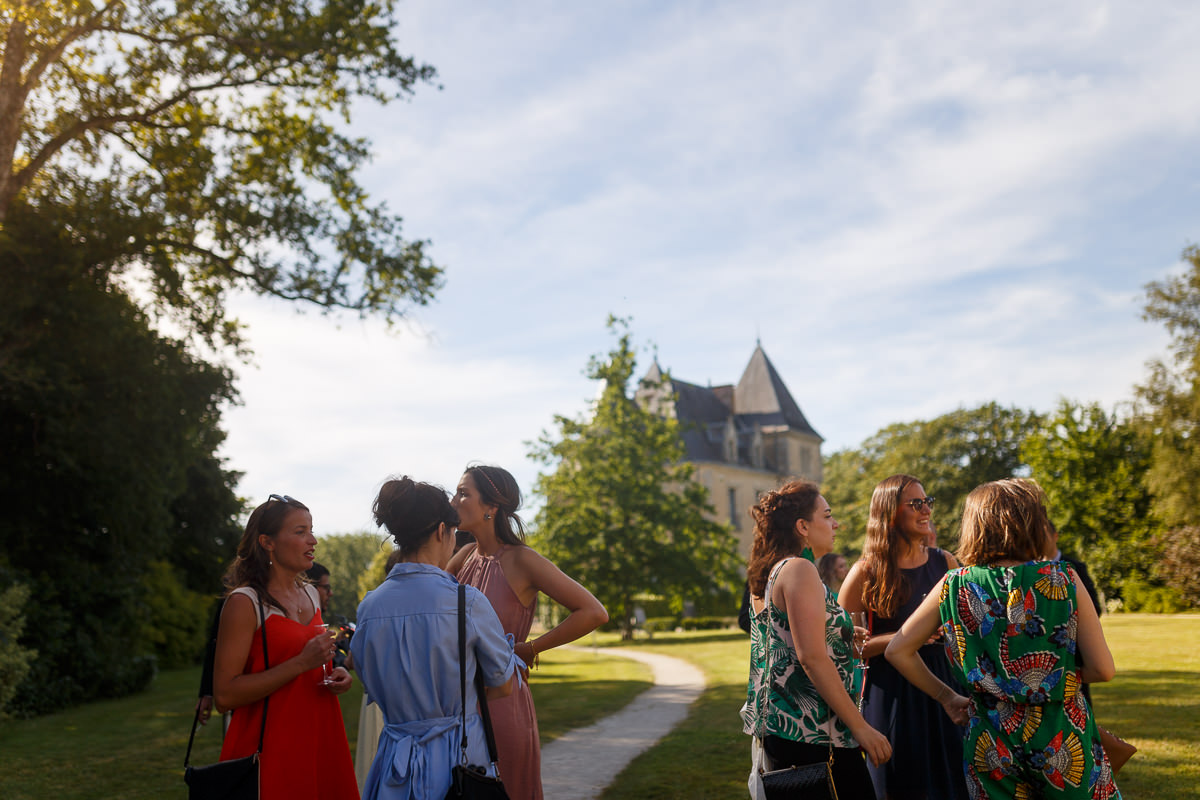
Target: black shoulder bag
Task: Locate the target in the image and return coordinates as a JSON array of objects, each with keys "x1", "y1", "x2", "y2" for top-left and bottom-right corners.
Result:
[
  {"x1": 445, "y1": 581, "x2": 511, "y2": 800},
  {"x1": 184, "y1": 593, "x2": 271, "y2": 800}
]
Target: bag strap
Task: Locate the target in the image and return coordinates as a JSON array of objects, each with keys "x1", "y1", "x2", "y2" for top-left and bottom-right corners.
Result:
[
  {"x1": 456, "y1": 581, "x2": 502, "y2": 767},
  {"x1": 184, "y1": 591, "x2": 271, "y2": 767},
  {"x1": 457, "y1": 581, "x2": 469, "y2": 764}
]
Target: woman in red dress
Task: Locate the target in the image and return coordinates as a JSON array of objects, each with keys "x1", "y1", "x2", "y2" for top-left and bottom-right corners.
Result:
[{"x1": 213, "y1": 494, "x2": 359, "y2": 799}]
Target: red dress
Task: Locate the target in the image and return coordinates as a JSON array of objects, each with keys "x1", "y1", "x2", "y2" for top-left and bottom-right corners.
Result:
[{"x1": 219, "y1": 595, "x2": 359, "y2": 800}]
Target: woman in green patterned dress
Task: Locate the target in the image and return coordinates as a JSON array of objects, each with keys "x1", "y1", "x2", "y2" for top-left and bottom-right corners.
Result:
[
  {"x1": 741, "y1": 480, "x2": 892, "y2": 798},
  {"x1": 885, "y1": 479, "x2": 1120, "y2": 799}
]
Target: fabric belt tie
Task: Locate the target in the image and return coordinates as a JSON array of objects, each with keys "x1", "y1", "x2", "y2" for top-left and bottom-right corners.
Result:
[{"x1": 382, "y1": 716, "x2": 459, "y2": 790}]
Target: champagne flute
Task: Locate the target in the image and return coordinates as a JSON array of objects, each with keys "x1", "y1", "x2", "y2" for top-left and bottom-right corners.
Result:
[
  {"x1": 316, "y1": 624, "x2": 336, "y2": 685},
  {"x1": 850, "y1": 611, "x2": 869, "y2": 711},
  {"x1": 850, "y1": 611, "x2": 869, "y2": 660}
]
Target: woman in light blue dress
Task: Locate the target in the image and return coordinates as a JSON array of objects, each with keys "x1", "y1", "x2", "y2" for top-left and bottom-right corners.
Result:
[{"x1": 351, "y1": 476, "x2": 520, "y2": 800}]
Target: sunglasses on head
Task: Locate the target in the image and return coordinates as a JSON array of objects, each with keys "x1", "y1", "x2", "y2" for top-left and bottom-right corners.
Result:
[
  {"x1": 269, "y1": 493, "x2": 302, "y2": 505},
  {"x1": 904, "y1": 496, "x2": 935, "y2": 511}
]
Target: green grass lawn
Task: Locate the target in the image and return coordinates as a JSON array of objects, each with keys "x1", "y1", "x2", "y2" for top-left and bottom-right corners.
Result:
[{"x1": 0, "y1": 615, "x2": 1193, "y2": 798}]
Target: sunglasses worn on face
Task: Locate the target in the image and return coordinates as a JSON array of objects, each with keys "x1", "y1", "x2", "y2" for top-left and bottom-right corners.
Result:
[{"x1": 904, "y1": 496, "x2": 935, "y2": 511}]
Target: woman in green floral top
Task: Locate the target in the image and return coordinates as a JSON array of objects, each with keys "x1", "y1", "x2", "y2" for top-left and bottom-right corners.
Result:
[
  {"x1": 741, "y1": 480, "x2": 892, "y2": 798},
  {"x1": 886, "y1": 479, "x2": 1120, "y2": 799}
]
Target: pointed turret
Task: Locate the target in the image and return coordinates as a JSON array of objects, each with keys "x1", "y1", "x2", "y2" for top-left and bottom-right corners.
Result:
[{"x1": 733, "y1": 344, "x2": 822, "y2": 440}]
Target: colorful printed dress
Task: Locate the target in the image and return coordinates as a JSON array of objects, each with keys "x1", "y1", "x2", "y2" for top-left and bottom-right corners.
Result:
[
  {"x1": 741, "y1": 556, "x2": 863, "y2": 747},
  {"x1": 939, "y1": 562, "x2": 1121, "y2": 799}
]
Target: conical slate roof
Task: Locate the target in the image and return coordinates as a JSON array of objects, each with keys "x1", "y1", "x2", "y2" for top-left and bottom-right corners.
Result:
[{"x1": 733, "y1": 344, "x2": 822, "y2": 440}]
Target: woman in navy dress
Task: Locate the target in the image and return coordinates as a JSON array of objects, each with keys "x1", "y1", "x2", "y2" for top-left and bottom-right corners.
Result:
[{"x1": 840, "y1": 474, "x2": 969, "y2": 800}]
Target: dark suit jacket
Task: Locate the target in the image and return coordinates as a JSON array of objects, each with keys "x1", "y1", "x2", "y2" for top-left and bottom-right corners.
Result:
[{"x1": 1059, "y1": 551, "x2": 1102, "y2": 616}]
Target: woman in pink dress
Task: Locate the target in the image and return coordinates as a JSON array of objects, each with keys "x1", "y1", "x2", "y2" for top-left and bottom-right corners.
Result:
[{"x1": 447, "y1": 464, "x2": 609, "y2": 800}]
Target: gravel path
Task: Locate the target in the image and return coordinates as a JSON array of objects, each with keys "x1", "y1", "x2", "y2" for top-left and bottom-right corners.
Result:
[{"x1": 540, "y1": 647, "x2": 707, "y2": 800}]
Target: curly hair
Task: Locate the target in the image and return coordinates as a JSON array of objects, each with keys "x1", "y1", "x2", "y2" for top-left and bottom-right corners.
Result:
[
  {"x1": 223, "y1": 495, "x2": 311, "y2": 614},
  {"x1": 464, "y1": 464, "x2": 526, "y2": 545},
  {"x1": 746, "y1": 480, "x2": 821, "y2": 597},
  {"x1": 957, "y1": 478, "x2": 1054, "y2": 566},
  {"x1": 374, "y1": 476, "x2": 460, "y2": 556},
  {"x1": 860, "y1": 474, "x2": 922, "y2": 619}
]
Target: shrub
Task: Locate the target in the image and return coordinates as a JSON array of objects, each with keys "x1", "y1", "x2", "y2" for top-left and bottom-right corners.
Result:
[
  {"x1": 1120, "y1": 575, "x2": 1191, "y2": 613},
  {"x1": 136, "y1": 560, "x2": 214, "y2": 669},
  {"x1": 0, "y1": 583, "x2": 37, "y2": 719},
  {"x1": 643, "y1": 616, "x2": 679, "y2": 633},
  {"x1": 678, "y1": 616, "x2": 737, "y2": 631}
]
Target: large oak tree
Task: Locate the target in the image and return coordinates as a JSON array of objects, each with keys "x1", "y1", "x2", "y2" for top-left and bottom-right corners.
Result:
[{"x1": 1, "y1": 0, "x2": 442, "y2": 350}]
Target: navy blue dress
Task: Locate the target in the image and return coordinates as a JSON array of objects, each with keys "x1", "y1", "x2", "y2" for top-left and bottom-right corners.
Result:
[{"x1": 862, "y1": 549, "x2": 969, "y2": 800}]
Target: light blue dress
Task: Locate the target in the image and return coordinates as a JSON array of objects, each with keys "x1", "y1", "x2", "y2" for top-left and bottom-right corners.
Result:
[{"x1": 351, "y1": 562, "x2": 520, "y2": 800}]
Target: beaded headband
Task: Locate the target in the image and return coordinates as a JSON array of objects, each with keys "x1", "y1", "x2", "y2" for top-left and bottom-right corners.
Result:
[{"x1": 472, "y1": 467, "x2": 504, "y2": 501}]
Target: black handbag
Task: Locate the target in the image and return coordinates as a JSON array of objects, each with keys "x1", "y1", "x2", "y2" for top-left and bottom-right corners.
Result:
[
  {"x1": 184, "y1": 594, "x2": 271, "y2": 800},
  {"x1": 760, "y1": 749, "x2": 837, "y2": 799},
  {"x1": 445, "y1": 582, "x2": 511, "y2": 800}
]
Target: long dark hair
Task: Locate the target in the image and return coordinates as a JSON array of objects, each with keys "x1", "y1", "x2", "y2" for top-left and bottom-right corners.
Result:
[
  {"x1": 465, "y1": 464, "x2": 526, "y2": 545},
  {"x1": 861, "y1": 474, "x2": 921, "y2": 619},
  {"x1": 374, "y1": 476, "x2": 460, "y2": 556},
  {"x1": 223, "y1": 495, "x2": 310, "y2": 614},
  {"x1": 746, "y1": 480, "x2": 821, "y2": 597}
]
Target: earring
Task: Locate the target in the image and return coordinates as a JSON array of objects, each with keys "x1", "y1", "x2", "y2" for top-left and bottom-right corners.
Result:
[{"x1": 485, "y1": 513, "x2": 492, "y2": 520}]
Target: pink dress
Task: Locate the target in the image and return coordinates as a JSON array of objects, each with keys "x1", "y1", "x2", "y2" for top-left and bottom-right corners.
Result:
[{"x1": 458, "y1": 546, "x2": 542, "y2": 800}]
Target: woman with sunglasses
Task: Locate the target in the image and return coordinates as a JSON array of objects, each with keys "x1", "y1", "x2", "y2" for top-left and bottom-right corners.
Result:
[
  {"x1": 213, "y1": 494, "x2": 358, "y2": 800},
  {"x1": 446, "y1": 464, "x2": 609, "y2": 800},
  {"x1": 839, "y1": 475, "x2": 968, "y2": 799}
]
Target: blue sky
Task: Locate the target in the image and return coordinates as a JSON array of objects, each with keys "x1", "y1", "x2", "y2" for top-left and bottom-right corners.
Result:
[{"x1": 220, "y1": 1, "x2": 1200, "y2": 537}]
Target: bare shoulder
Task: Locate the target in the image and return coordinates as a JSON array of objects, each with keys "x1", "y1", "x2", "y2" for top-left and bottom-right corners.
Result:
[
  {"x1": 777, "y1": 556, "x2": 820, "y2": 587},
  {"x1": 505, "y1": 544, "x2": 557, "y2": 576}
]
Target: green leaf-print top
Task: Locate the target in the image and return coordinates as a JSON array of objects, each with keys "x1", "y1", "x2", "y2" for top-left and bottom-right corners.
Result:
[{"x1": 740, "y1": 554, "x2": 861, "y2": 747}]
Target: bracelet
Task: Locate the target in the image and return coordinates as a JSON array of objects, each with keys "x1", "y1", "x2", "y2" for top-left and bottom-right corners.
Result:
[
  {"x1": 527, "y1": 641, "x2": 540, "y2": 670},
  {"x1": 934, "y1": 684, "x2": 953, "y2": 704}
]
